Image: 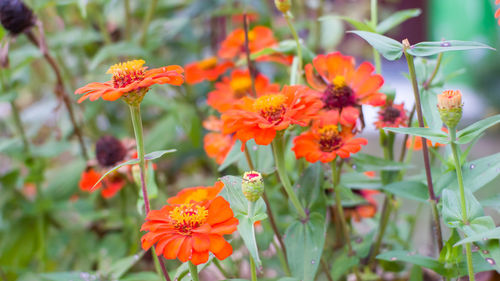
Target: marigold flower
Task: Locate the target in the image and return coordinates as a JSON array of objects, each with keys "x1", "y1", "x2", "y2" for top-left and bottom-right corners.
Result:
[
  {"x1": 203, "y1": 116, "x2": 235, "y2": 164},
  {"x1": 207, "y1": 69, "x2": 280, "y2": 113},
  {"x1": 222, "y1": 85, "x2": 322, "y2": 149},
  {"x1": 0, "y1": 0, "x2": 35, "y2": 35},
  {"x1": 185, "y1": 57, "x2": 233, "y2": 84},
  {"x1": 167, "y1": 181, "x2": 224, "y2": 205},
  {"x1": 344, "y1": 190, "x2": 379, "y2": 222},
  {"x1": 292, "y1": 110, "x2": 368, "y2": 163},
  {"x1": 406, "y1": 128, "x2": 448, "y2": 150},
  {"x1": 75, "y1": 59, "x2": 184, "y2": 104},
  {"x1": 305, "y1": 52, "x2": 386, "y2": 125},
  {"x1": 218, "y1": 26, "x2": 277, "y2": 60},
  {"x1": 374, "y1": 102, "x2": 408, "y2": 129},
  {"x1": 141, "y1": 195, "x2": 238, "y2": 265}
]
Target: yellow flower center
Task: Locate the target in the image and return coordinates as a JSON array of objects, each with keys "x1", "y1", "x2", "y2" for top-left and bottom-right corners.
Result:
[
  {"x1": 318, "y1": 125, "x2": 343, "y2": 152},
  {"x1": 198, "y1": 57, "x2": 218, "y2": 70},
  {"x1": 332, "y1": 76, "x2": 346, "y2": 88},
  {"x1": 169, "y1": 203, "x2": 208, "y2": 234},
  {"x1": 254, "y1": 94, "x2": 287, "y2": 123},
  {"x1": 107, "y1": 59, "x2": 146, "y2": 88},
  {"x1": 238, "y1": 30, "x2": 256, "y2": 43},
  {"x1": 230, "y1": 76, "x2": 252, "y2": 96}
]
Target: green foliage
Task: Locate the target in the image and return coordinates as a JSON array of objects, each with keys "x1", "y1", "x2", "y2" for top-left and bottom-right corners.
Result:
[
  {"x1": 406, "y1": 40, "x2": 495, "y2": 57},
  {"x1": 348, "y1": 31, "x2": 404, "y2": 60},
  {"x1": 376, "y1": 9, "x2": 422, "y2": 34}
]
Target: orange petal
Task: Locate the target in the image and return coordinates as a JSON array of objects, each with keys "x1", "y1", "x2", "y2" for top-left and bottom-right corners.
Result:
[
  {"x1": 164, "y1": 236, "x2": 185, "y2": 259},
  {"x1": 191, "y1": 250, "x2": 209, "y2": 265},
  {"x1": 207, "y1": 197, "x2": 234, "y2": 225},
  {"x1": 192, "y1": 234, "x2": 210, "y2": 252},
  {"x1": 177, "y1": 237, "x2": 193, "y2": 263}
]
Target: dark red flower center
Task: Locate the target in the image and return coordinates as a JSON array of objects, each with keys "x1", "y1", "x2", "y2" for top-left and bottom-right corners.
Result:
[
  {"x1": 318, "y1": 125, "x2": 343, "y2": 153},
  {"x1": 96, "y1": 136, "x2": 127, "y2": 167},
  {"x1": 321, "y1": 81, "x2": 356, "y2": 110},
  {"x1": 254, "y1": 94, "x2": 287, "y2": 123},
  {"x1": 381, "y1": 106, "x2": 401, "y2": 124}
]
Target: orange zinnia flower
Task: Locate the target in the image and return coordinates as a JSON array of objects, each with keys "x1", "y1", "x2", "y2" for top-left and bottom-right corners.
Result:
[
  {"x1": 185, "y1": 57, "x2": 233, "y2": 84},
  {"x1": 141, "y1": 195, "x2": 238, "y2": 265},
  {"x1": 168, "y1": 181, "x2": 224, "y2": 205},
  {"x1": 207, "y1": 69, "x2": 280, "y2": 113},
  {"x1": 374, "y1": 102, "x2": 408, "y2": 129},
  {"x1": 79, "y1": 168, "x2": 127, "y2": 199},
  {"x1": 218, "y1": 26, "x2": 276, "y2": 60},
  {"x1": 495, "y1": 0, "x2": 500, "y2": 26},
  {"x1": 203, "y1": 116, "x2": 235, "y2": 164},
  {"x1": 305, "y1": 52, "x2": 386, "y2": 125},
  {"x1": 292, "y1": 110, "x2": 368, "y2": 163},
  {"x1": 222, "y1": 85, "x2": 322, "y2": 148},
  {"x1": 345, "y1": 189, "x2": 379, "y2": 222},
  {"x1": 406, "y1": 127, "x2": 448, "y2": 150},
  {"x1": 75, "y1": 59, "x2": 184, "y2": 104}
]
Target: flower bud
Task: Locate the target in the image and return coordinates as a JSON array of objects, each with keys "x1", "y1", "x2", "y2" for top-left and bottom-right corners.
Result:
[
  {"x1": 96, "y1": 136, "x2": 127, "y2": 167},
  {"x1": 242, "y1": 171, "x2": 264, "y2": 202},
  {"x1": 0, "y1": 0, "x2": 35, "y2": 35},
  {"x1": 437, "y1": 90, "x2": 463, "y2": 128},
  {"x1": 274, "y1": 0, "x2": 291, "y2": 13}
]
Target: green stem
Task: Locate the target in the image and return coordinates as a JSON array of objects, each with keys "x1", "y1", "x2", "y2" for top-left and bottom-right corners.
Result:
[
  {"x1": 423, "y1": 53, "x2": 443, "y2": 90},
  {"x1": 124, "y1": 0, "x2": 132, "y2": 41},
  {"x1": 271, "y1": 136, "x2": 307, "y2": 220},
  {"x1": 139, "y1": 0, "x2": 158, "y2": 46},
  {"x1": 272, "y1": 240, "x2": 291, "y2": 276},
  {"x1": 450, "y1": 128, "x2": 475, "y2": 281},
  {"x1": 367, "y1": 194, "x2": 392, "y2": 267},
  {"x1": 370, "y1": 0, "x2": 382, "y2": 74},
  {"x1": 250, "y1": 257, "x2": 258, "y2": 281},
  {"x1": 213, "y1": 259, "x2": 230, "y2": 278},
  {"x1": 188, "y1": 261, "x2": 200, "y2": 281},
  {"x1": 403, "y1": 46, "x2": 444, "y2": 252},
  {"x1": 284, "y1": 13, "x2": 303, "y2": 84}
]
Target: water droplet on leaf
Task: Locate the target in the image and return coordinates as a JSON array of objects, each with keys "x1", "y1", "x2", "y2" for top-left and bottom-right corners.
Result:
[
  {"x1": 486, "y1": 258, "x2": 496, "y2": 265},
  {"x1": 253, "y1": 145, "x2": 258, "y2": 151},
  {"x1": 441, "y1": 42, "x2": 451, "y2": 47},
  {"x1": 391, "y1": 257, "x2": 397, "y2": 261},
  {"x1": 483, "y1": 250, "x2": 490, "y2": 254},
  {"x1": 470, "y1": 164, "x2": 475, "y2": 169},
  {"x1": 311, "y1": 260, "x2": 316, "y2": 264}
]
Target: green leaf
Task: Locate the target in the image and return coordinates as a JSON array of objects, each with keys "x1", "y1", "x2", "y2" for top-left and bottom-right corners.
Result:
[
  {"x1": 120, "y1": 272, "x2": 161, "y2": 281},
  {"x1": 347, "y1": 31, "x2": 403, "y2": 60},
  {"x1": 377, "y1": 250, "x2": 447, "y2": 275},
  {"x1": 420, "y1": 89, "x2": 442, "y2": 131},
  {"x1": 331, "y1": 253, "x2": 359, "y2": 280},
  {"x1": 220, "y1": 176, "x2": 267, "y2": 267},
  {"x1": 460, "y1": 216, "x2": 500, "y2": 273},
  {"x1": 384, "y1": 127, "x2": 449, "y2": 144},
  {"x1": 439, "y1": 229, "x2": 462, "y2": 266},
  {"x1": 406, "y1": 40, "x2": 495, "y2": 57},
  {"x1": 376, "y1": 9, "x2": 421, "y2": 34},
  {"x1": 285, "y1": 212, "x2": 326, "y2": 281},
  {"x1": 296, "y1": 163, "x2": 324, "y2": 210},
  {"x1": 381, "y1": 181, "x2": 429, "y2": 203},
  {"x1": 90, "y1": 42, "x2": 148, "y2": 69},
  {"x1": 93, "y1": 149, "x2": 176, "y2": 190},
  {"x1": 455, "y1": 227, "x2": 500, "y2": 246},
  {"x1": 436, "y1": 153, "x2": 500, "y2": 194},
  {"x1": 100, "y1": 252, "x2": 144, "y2": 279},
  {"x1": 441, "y1": 188, "x2": 483, "y2": 228},
  {"x1": 327, "y1": 16, "x2": 375, "y2": 32},
  {"x1": 250, "y1": 40, "x2": 316, "y2": 65},
  {"x1": 456, "y1": 115, "x2": 500, "y2": 144},
  {"x1": 351, "y1": 153, "x2": 409, "y2": 172}
]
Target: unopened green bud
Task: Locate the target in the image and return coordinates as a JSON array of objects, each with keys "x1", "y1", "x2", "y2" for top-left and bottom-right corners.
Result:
[
  {"x1": 437, "y1": 90, "x2": 463, "y2": 129},
  {"x1": 242, "y1": 171, "x2": 264, "y2": 202},
  {"x1": 274, "y1": 0, "x2": 291, "y2": 13}
]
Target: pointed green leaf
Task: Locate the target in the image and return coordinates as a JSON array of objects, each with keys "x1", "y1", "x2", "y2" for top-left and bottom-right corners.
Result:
[
  {"x1": 384, "y1": 127, "x2": 449, "y2": 144},
  {"x1": 406, "y1": 40, "x2": 495, "y2": 57},
  {"x1": 376, "y1": 9, "x2": 421, "y2": 34},
  {"x1": 442, "y1": 188, "x2": 483, "y2": 228},
  {"x1": 348, "y1": 31, "x2": 403, "y2": 60},
  {"x1": 325, "y1": 16, "x2": 375, "y2": 32},
  {"x1": 351, "y1": 153, "x2": 409, "y2": 171},
  {"x1": 381, "y1": 181, "x2": 429, "y2": 203},
  {"x1": 377, "y1": 250, "x2": 447, "y2": 275},
  {"x1": 456, "y1": 115, "x2": 500, "y2": 144}
]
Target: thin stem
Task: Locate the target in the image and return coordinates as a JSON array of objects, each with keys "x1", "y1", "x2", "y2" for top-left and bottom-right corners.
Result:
[
  {"x1": 313, "y1": 0, "x2": 325, "y2": 52},
  {"x1": 25, "y1": 30, "x2": 88, "y2": 160},
  {"x1": 450, "y1": 128, "x2": 475, "y2": 281},
  {"x1": 250, "y1": 256, "x2": 258, "y2": 281},
  {"x1": 188, "y1": 261, "x2": 200, "y2": 281},
  {"x1": 331, "y1": 160, "x2": 361, "y2": 280},
  {"x1": 139, "y1": 0, "x2": 158, "y2": 46},
  {"x1": 9, "y1": 100, "x2": 30, "y2": 153},
  {"x1": 213, "y1": 259, "x2": 229, "y2": 278},
  {"x1": 398, "y1": 105, "x2": 416, "y2": 162},
  {"x1": 367, "y1": 194, "x2": 392, "y2": 267},
  {"x1": 129, "y1": 105, "x2": 150, "y2": 214},
  {"x1": 272, "y1": 239, "x2": 291, "y2": 276},
  {"x1": 321, "y1": 258, "x2": 334, "y2": 281},
  {"x1": 271, "y1": 136, "x2": 307, "y2": 220},
  {"x1": 284, "y1": 13, "x2": 303, "y2": 84},
  {"x1": 403, "y1": 45, "x2": 443, "y2": 252},
  {"x1": 243, "y1": 13, "x2": 257, "y2": 97},
  {"x1": 423, "y1": 53, "x2": 443, "y2": 90},
  {"x1": 124, "y1": 0, "x2": 132, "y2": 41},
  {"x1": 370, "y1": 0, "x2": 382, "y2": 74},
  {"x1": 158, "y1": 258, "x2": 171, "y2": 281},
  {"x1": 244, "y1": 146, "x2": 290, "y2": 274}
]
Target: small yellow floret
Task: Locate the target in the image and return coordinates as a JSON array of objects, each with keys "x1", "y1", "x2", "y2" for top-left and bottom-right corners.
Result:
[
  {"x1": 254, "y1": 94, "x2": 287, "y2": 112},
  {"x1": 318, "y1": 124, "x2": 339, "y2": 137},
  {"x1": 198, "y1": 57, "x2": 218, "y2": 70},
  {"x1": 107, "y1": 60, "x2": 146, "y2": 76},
  {"x1": 230, "y1": 76, "x2": 252, "y2": 93},
  {"x1": 332, "y1": 76, "x2": 346, "y2": 88},
  {"x1": 169, "y1": 204, "x2": 208, "y2": 230}
]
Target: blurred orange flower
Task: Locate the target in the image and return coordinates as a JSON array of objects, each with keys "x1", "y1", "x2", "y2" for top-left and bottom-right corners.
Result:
[
  {"x1": 203, "y1": 117, "x2": 235, "y2": 164},
  {"x1": 495, "y1": 0, "x2": 500, "y2": 25},
  {"x1": 185, "y1": 57, "x2": 233, "y2": 84},
  {"x1": 222, "y1": 85, "x2": 322, "y2": 148},
  {"x1": 292, "y1": 110, "x2": 367, "y2": 163},
  {"x1": 207, "y1": 69, "x2": 280, "y2": 112},
  {"x1": 406, "y1": 128, "x2": 448, "y2": 150},
  {"x1": 79, "y1": 168, "x2": 127, "y2": 199},
  {"x1": 345, "y1": 190, "x2": 379, "y2": 222},
  {"x1": 218, "y1": 26, "x2": 276, "y2": 60},
  {"x1": 374, "y1": 102, "x2": 408, "y2": 129},
  {"x1": 168, "y1": 181, "x2": 224, "y2": 205},
  {"x1": 305, "y1": 52, "x2": 386, "y2": 125},
  {"x1": 75, "y1": 60, "x2": 184, "y2": 103},
  {"x1": 141, "y1": 195, "x2": 238, "y2": 265}
]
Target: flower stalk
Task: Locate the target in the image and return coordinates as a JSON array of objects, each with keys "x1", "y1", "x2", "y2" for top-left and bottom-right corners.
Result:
[
  {"x1": 283, "y1": 13, "x2": 303, "y2": 84},
  {"x1": 370, "y1": 0, "x2": 382, "y2": 74},
  {"x1": 403, "y1": 39, "x2": 444, "y2": 252},
  {"x1": 188, "y1": 261, "x2": 200, "y2": 281}
]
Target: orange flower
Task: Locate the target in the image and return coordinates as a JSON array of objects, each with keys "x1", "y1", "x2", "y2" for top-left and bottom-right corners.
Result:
[
  {"x1": 207, "y1": 69, "x2": 280, "y2": 113},
  {"x1": 496, "y1": 0, "x2": 500, "y2": 26},
  {"x1": 231, "y1": 12, "x2": 259, "y2": 24},
  {"x1": 185, "y1": 57, "x2": 233, "y2": 84},
  {"x1": 75, "y1": 60, "x2": 184, "y2": 104},
  {"x1": 222, "y1": 85, "x2": 322, "y2": 148},
  {"x1": 406, "y1": 128, "x2": 448, "y2": 150},
  {"x1": 292, "y1": 110, "x2": 368, "y2": 163},
  {"x1": 305, "y1": 52, "x2": 386, "y2": 125},
  {"x1": 141, "y1": 195, "x2": 238, "y2": 265},
  {"x1": 218, "y1": 26, "x2": 277, "y2": 60},
  {"x1": 168, "y1": 181, "x2": 225, "y2": 205},
  {"x1": 202, "y1": 116, "x2": 235, "y2": 164},
  {"x1": 345, "y1": 189, "x2": 379, "y2": 222},
  {"x1": 79, "y1": 168, "x2": 126, "y2": 199},
  {"x1": 374, "y1": 102, "x2": 408, "y2": 129},
  {"x1": 79, "y1": 168, "x2": 102, "y2": 192}
]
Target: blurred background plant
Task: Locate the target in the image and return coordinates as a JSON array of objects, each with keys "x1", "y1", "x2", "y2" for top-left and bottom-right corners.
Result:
[{"x1": 1, "y1": 0, "x2": 500, "y2": 280}]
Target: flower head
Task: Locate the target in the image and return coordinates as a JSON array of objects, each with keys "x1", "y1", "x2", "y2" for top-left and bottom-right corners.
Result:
[
  {"x1": 218, "y1": 26, "x2": 277, "y2": 60},
  {"x1": 0, "y1": 0, "x2": 35, "y2": 35},
  {"x1": 141, "y1": 192, "x2": 238, "y2": 265},
  {"x1": 79, "y1": 167, "x2": 126, "y2": 199},
  {"x1": 203, "y1": 116, "x2": 235, "y2": 164},
  {"x1": 207, "y1": 69, "x2": 280, "y2": 113},
  {"x1": 185, "y1": 57, "x2": 233, "y2": 84},
  {"x1": 242, "y1": 171, "x2": 264, "y2": 202},
  {"x1": 96, "y1": 135, "x2": 127, "y2": 167},
  {"x1": 222, "y1": 85, "x2": 322, "y2": 149},
  {"x1": 344, "y1": 189, "x2": 379, "y2": 222},
  {"x1": 292, "y1": 110, "x2": 367, "y2": 163},
  {"x1": 305, "y1": 52, "x2": 386, "y2": 125},
  {"x1": 437, "y1": 90, "x2": 463, "y2": 128},
  {"x1": 167, "y1": 181, "x2": 224, "y2": 205},
  {"x1": 374, "y1": 102, "x2": 408, "y2": 129},
  {"x1": 75, "y1": 59, "x2": 184, "y2": 105},
  {"x1": 274, "y1": 0, "x2": 291, "y2": 13}
]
